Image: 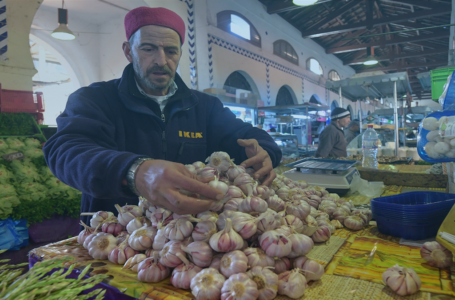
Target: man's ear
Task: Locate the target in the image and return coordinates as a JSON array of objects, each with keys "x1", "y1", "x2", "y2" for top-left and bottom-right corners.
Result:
[{"x1": 123, "y1": 42, "x2": 133, "y2": 63}]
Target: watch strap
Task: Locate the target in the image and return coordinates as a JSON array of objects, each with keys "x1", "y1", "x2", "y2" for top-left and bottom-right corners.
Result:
[{"x1": 126, "y1": 157, "x2": 153, "y2": 196}]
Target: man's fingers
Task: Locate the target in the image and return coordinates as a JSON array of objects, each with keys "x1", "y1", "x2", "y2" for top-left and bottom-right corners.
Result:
[
  {"x1": 166, "y1": 190, "x2": 214, "y2": 214},
  {"x1": 240, "y1": 152, "x2": 267, "y2": 169},
  {"x1": 175, "y1": 174, "x2": 223, "y2": 200},
  {"x1": 252, "y1": 161, "x2": 273, "y2": 180},
  {"x1": 261, "y1": 170, "x2": 276, "y2": 186}
]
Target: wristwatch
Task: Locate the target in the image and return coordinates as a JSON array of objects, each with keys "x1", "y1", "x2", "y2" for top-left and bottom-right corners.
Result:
[{"x1": 126, "y1": 157, "x2": 153, "y2": 196}]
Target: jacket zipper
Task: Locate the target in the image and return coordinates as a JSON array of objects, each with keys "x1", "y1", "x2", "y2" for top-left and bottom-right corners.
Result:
[{"x1": 161, "y1": 113, "x2": 167, "y2": 158}]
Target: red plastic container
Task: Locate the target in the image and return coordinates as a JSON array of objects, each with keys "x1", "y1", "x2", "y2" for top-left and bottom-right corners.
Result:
[{"x1": 0, "y1": 84, "x2": 45, "y2": 113}]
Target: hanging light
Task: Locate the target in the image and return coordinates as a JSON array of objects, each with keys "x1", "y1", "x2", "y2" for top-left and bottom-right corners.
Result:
[
  {"x1": 363, "y1": 47, "x2": 378, "y2": 66},
  {"x1": 51, "y1": 0, "x2": 76, "y2": 41},
  {"x1": 293, "y1": 0, "x2": 318, "y2": 6}
]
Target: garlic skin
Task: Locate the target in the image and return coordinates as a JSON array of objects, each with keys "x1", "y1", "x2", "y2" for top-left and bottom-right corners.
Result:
[
  {"x1": 247, "y1": 266, "x2": 278, "y2": 300},
  {"x1": 191, "y1": 268, "x2": 226, "y2": 300},
  {"x1": 126, "y1": 216, "x2": 151, "y2": 234},
  {"x1": 344, "y1": 215, "x2": 365, "y2": 231},
  {"x1": 239, "y1": 196, "x2": 268, "y2": 215},
  {"x1": 420, "y1": 241, "x2": 453, "y2": 269},
  {"x1": 83, "y1": 231, "x2": 97, "y2": 249},
  {"x1": 197, "y1": 211, "x2": 219, "y2": 223},
  {"x1": 192, "y1": 220, "x2": 217, "y2": 242},
  {"x1": 108, "y1": 236, "x2": 139, "y2": 265},
  {"x1": 293, "y1": 256, "x2": 324, "y2": 281},
  {"x1": 207, "y1": 151, "x2": 233, "y2": 173},
  {"x1": 288, "y1": 233, "x2": 314, "y2": 258},
  {"x1": 230, "y1": 212, "x2": 258, "y2": 239},
  {"x1": 115, "y1": 204, "x2": 142, "y2": 226},
  {"x1": 123, "y1": 253, "x2": 147, "y2": 272},
  {"x1": 223, "y1": 198, "x2": 244, "y2": 211},
  {"x1": 152, "y1": 227, "x2": 169, "y2": 250},
  {"x1": 220, "y1": 250, "x2": 248, "y2": 278},
  {"x1": 227, "y1": 165, "x2": 246, "y2": 181},
  {"x1": 210, "y1": 218, "x2": 244, "y2": 252},
  {"x1": 182, "y1": 241, "x2": 214, "y2": 268},
  {"x1": 90, "y1": 211, "x2": 114, "y2": 228},
  {"x1": 221, "y1": 273, "x2": 259, "y2": 300},
  {"x1": 88, "y1": 232, "x2": 118, "y2": 260},
  {"x1": 244, "y1": 247, "x2": 275, "y2": 268},
  {"x1": 101, "y1": 220, "x2": 125, "y2": 236},
  {"x1": 278, "y1": 269, "x2": 308, "y2": 299},
  {"x1": 382, "y1": 264, "x2": 422, "y2": 296},
  {"x1": 159, "y1": 241, "x2": 186, "y2": 268},
  {"x1": 171, "y1": 253, "x2": 202, "y2": 290},
  {"x1": 312, "y1": 224, "x2": 331, "y2": 243},
  {"x1": 301, "y1": 215, "x2": 318, "y2": 236},
  {"x1": 257, "y1": 210, "x2": 281, "y2": 234},
  {"x1": 77, "y1": 221, "x2": 95, "y2": 245},
  {"x1": 128, "y1": 225, "x2": 157, "y2": 251},
  {"x1": 164, "y1": 217, "x2": 195, "y2": 241},
  {"x1": 137, "y1": 254, "x2": 171, "y2": 283},
  {"x1": 274, "y1": 257, "x2": 291, "y2": 274},
  {"x1": 259, "y1": 230, "x2": 293, "y2": 258},
  {"x1": 146, "y1": 205, "x2": 173, "y2": 227}
]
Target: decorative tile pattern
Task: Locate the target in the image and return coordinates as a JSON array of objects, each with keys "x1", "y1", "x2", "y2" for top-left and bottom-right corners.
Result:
[
  {"x1": 180, "y1": 0, "x2": 197, "y2": 89},
  {"x1": 0, "y1": 0, "x2": 7, "y2": 61},
  {"x1": 208, "y1": 38, "x2": 213, "y2": 87},
  {"x1": 266, "y1": 63, "x2": 270, "y2": 105},
  {"x1": 302, "y1": 78, "x2": 305, "y2": 102}
]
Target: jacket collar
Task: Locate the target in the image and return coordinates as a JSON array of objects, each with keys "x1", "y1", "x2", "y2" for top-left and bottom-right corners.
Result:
[
  {"x1": 117, "y1": 63, "x2": 198, "y2": 116},
  {"x1": 330, "y1": 122, "x2": 344, "y2": 132}
]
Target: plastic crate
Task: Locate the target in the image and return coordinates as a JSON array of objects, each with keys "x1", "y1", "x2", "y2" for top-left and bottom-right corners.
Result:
[
  {"x1": 0, "y1": 84, "x2": 44, "y2": 114},
  {"x1": 371, "y1": 192, "x2": 455, "y2": 208},
  {"x1": 375, "y1": 215, "x2": 444, "y2": 240},
  {"x1": 431, "y1": 67, "x2": 455, "y2": 100}
]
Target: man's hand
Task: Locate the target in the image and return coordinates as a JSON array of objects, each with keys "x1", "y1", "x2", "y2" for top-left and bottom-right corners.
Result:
[
  {"x1": 237, "y1": 139, "x2": 276, "y2": 186},
  {"x1": 135, "y1": 160, "x2": 224, "y2": 215}
]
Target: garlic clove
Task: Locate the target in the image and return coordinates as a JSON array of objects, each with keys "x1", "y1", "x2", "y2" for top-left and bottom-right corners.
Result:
[
  {"x1": 191, "y1": 268, "x2": 226, "y2": 300},
  {"x1": 221, "y1": 273, "x2": 260, "y2": 300}
]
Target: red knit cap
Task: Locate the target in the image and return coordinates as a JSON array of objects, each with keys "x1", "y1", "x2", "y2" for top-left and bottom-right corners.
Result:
[{"x1": 124, "y1": 7, "x2": 185, "y2": 44}]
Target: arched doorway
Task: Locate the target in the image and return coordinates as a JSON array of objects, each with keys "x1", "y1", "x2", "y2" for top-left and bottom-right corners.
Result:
[
  {"x1": 331, "y1": 100, "x2": 339, "y2": 111},
  {"x1": 224, "y1": 71, "x2": 252, "y2": 91},
  {"x1": 309, "y1": 94, "x2": 322, "y2": 105},
  {"x1": 347, "y1": 105, "x2": 354, "y2": 118},
  {"x1": 276, "y1": 85, "x2": 296, "y2": 106}
]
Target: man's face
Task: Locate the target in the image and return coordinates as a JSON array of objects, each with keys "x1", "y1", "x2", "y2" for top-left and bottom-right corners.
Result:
[
  {"x1": 338, "y1": 115, "x2": 351, "y2": 128},
  {"x1": 124, "y1": 25, "x2": 181, "y2": 96},
  {"x1": 351, "y1": 125, "x2": 360, "y2": 132}
]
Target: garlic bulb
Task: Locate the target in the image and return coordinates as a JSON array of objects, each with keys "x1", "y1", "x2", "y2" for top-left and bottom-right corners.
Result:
[
  {"x1": 198, "y1": 166, "x2": 219, "y2": 179},
  {"x1": 227, "y1": 165, "x2": 246, "y2": 181},
  {"x1": 115, "y1": 204, "x2": 142, "y2": 226},
  {"x1": 182, "y1": 241, "x2": 214, "y2": 268},
  {"x1": 159, "y1": 240, "x2": 186, "y2": 268},
  {"x1": 266, "y1": 195, "x2": 285, "y2": 212},
  {"x1": 344, "y1": 215, "x2": 365, "y2": 231},
  {"x1": 146, "y1": 205, "x2": 173, "y2": 227},
  {"x1": 192, "y1": 220, "x2": 217, "y2": 242},
  {"x1": 152, "y1": 226, "x2": 169, "y2": 250},
  {"x1": 77, "y1": 221, "x2": 95, "y2": 245},
  {"x1": 209, "y1": 253, "x2": 224, "y2": 271},
  {"x1": 293, "y1": 256, "x2": 324, "y2": 281},
  {"x1": 210, "y1": 218, "x2": 244, "y2": 252},
  {"x1": 276, "y1": 186, "x2": 290, "y2": 200},
  {"x1": 259, "y1": 229, "x2": 292, "y2": 258},
  {"x1": 137, "y1": 253, "x2": 171, "y2": 283},
  {"x1": 123, "y1": 253, "x2": 147, "y2": 272},
  {"x1": 191, "y1": 268, "x2": 226, "y2": 300},
  {"x1": 185, "y1": 164, "x2": 198, "y2": 175},
  {"x1": 288, "y1": 233, "x2": 314, "y2": 258},
  {"x1": 193, "y1": 161, "x2": 206, "y2": 170},
  {"x1": 221, "y1": 273, "x2": 259, "y2": 300},
  {"x1": 312, "y1": 224, "x2": 331, "y2": 243},
  {"x1": 90, "y1": 211, "x2": 114, "y2": 228},
  {"x1": 247, "y1": 266, "x2": 278, "y2": 300},
  {"x1": 128, "y1": 225, "x2": 157, "y2": 251},
  {"x1": 332, "y1": 208, "x2": 350, "y2": 223},
  {"x1": 317, "y1": 220, "x2": 335, "y2": 234},
  {"x1": 256, "y1": 185, "x2": 271, "y2": 200},
  {"x1": 102, "y1": 220, "x2": 125, "y2": 236},
  {"x1": 207, "y1": 151, "x2": 233, "y2": 173},
  {"x1": 318, "y1": 202, "x2": 337, "y2": 217},
  {"x1": 301, "y1": 215, "x2": 318, "y2": 236},
  {"x1": 231, "y1": 212, "x2": 258, "y2": 239},
  {"x1": 216, "y1": 210, "x2": 237, "y2": 230},
  {"x1": 197, "y1": 211, "x2": 218, "y2": 223},
  {"x1": 281, "y1": 214, "x2": 304, "y2": 234},
  {"x1": 83, "y1": 230, "x2": 97, "y2": 249},
  {"x1": 223, "y1": 198, "x2": 244, "y2": 211},
  {"x1": 220, "y1": 250, "x2": 248, "y2": 278},
  {"x1": 330, "y1": 219, "x2": 343, "y2": 229},
  {"x1": 244, "y1": 247, "x2": 275, "y2": 268},
  {"x1": 145, "y1": 248, "x2": 161, "y2": 258},
  {"x1": 286, "y1": 200, "x2": 311, "y2": 220},
  {"x1": 171, "y1": 253, "x2": 202, "y2": 289},
  {"x1": 239, "y1": 196, "x2": 268, "y2": 215},
  {"x1": 278, "y1": 269, "x2": 307, "y2": 299},
  {"x1": 209, "y1": 176, "x2": 229, "y2": 197},
  {"x1": 116, "y1": 231, "x2": 130, "y2": 245},
  {"x1": 138, "y1": 196, "x2": 151, "y2": 214},
  {"x1": 257, "y1": 210, "x2": 281, "y2": 234},
  {"x1": 164, "y1": 217, "x2": 196, "y2": 241},
  {"x1": 234, "y1": 173, "x2": 255, "y2": 196},
  {"x1": 274, "y1": 257, "x2": 291, "y2": 274},
  {"x1": 126, "y1": 216, "x2": 151, "y2": 234},
  {"x1": 382, "y1": 264, "x2": 422, "y2": 296},
  {"x1": 275, "y1": 225, "x2": 292, "y2": 237},
  {"x1": 88, "y1": 232, "x2": 118, "y2": 260},
  {"x1": 309, "y1": 206, "x2": 318, "y2": 218},
  {"x1": 108, "y1": 235, "x2": 139, "y2": 265},
  {"x1": 420, "y1": 241, "x2": 453, "y2": 268}
]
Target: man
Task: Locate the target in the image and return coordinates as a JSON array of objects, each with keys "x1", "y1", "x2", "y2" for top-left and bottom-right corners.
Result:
[
  {"x1": 344, "y1": 119, "x2": 360, "y2": 145},
  {"x1": 315, "y1": 107, "x2": 351, "y2": 158},
  {"x1": 43, "y1": 7, "x2": 281, "y2": 223}
]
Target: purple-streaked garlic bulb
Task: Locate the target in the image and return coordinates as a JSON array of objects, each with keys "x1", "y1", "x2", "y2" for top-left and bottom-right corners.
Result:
[
  {"x1": 223, "y1": 198, "x2": 244, "y2": 211},
  {"x1": 288, "y1": 233, "x2": 314, "y2": 258},
  {"x1": 159, "y1": 240, "x2": 186, "y2": 268},
  {"x1": 256, "y1": 185, "x2": 271, "y2": 200},
  {"x1": 126, "y1": 216, "x2": 151, "y2": 234},
  {"x1": 221, "y1": 273, "x2": 259, "y2": 300},
  {"x1": 181, "y1": 241, "x2": 214, "y2": 268},
  {"x1": 259, "y1": 229, "x2": 292, "y2": 258},
  {"x1": 145, "y1": 248, "x2": 161, "y2": 259},
  {"x1": 128, "y1": 225, "x2": 157, "y2": 251},
  {"x1": 293, "y1": 256, "x2": 324, "y2": 281},
  {"x1": 216, "y1": 210, "x2": 237, "y2": 230},
  {"x1": 209, "y1": 253, "x2": 224, "y2": 271},
  {"x1": 90, "y1": 211, "x2": 114, "y2": 228},
  {"x1": 286, "y1": 200, "x2": 311, "y2": 220},
  {"x1": 209, "y1": 177, "x2": 229, "y2": 196},
  {"x1": 382, "y1": 264, "x2": 421, "y2": 296},
  {"x1": 244, "y1": 247, "x2": 275, "y2": 268},
  {"x1": 206, "y1": 151, "x2": 233, "y2": 173},
  {"x1": 281, "y1": 214, "x2": 304, "y2": 234},
  {"x1": 115, "y1": 204, "x2": 141, "y2": 226},
  {"x1": 344, "y1": 215, "x2": 365, "y2": 231},
  {"x1": 239, "y1": 196, "x2": 268, "y2": 216},
  {"x1": 192, "y1": 220, "x2": 217, "y2": 243},
  {"x1": 226, "y1": 165, "x2": 246, "y2": 181},
  {"x1": 87, "y1": 232, "x2": 118, "y2": 260},
  {"x1": 230, "y1": 212, "x2": 258, "y2": 239},
  {"x1": 123, "y1": 253, "x2": 147, "y2": 272},
  {"x1": 224, "y1": 185, "x2": 245, "y2": 201},
  {"x1": 198, "y1": 166, "x2": 218, "y2": 179},
  {"x1": 196, "y1": 211, "x2": 218, "y2": 223},
  {"x1": 83, "y1": 229, "x2": 98, "y2": 249},
  {"x1": 234, "y1": 173, "x2": 256, "y2": 196},
  {"x1": 312, "y1": 224, "x2": 331, "y2": 243},
  {"x1": 332, "y1": 208, "x2": 350, "y2": 223},
  {"x1": 420, "y1": 241, "x2": 453, "y2": 268},
  {"x1": 209, "y1": 218, "x2": 244, "y2": 252},
  {"x1": 257, "y1": 209, "x2": 281, "y2": 234},
  {"x1": 108, "y1": 235, "x2": 139, "y2": 265},
  {"x1": 137, "y1": 253, "x2": 170, "y2": 283},
  {"x1": 277, "y1": 269, "x2": 307, "y2": 299},
  {"x1": 164, "y1": 216, "x2": 197, "y2": 241},
  {"x1": 171, "y1": 253, "x2": 202, "y2": 289},
  {"x1": 146, "y1": 205, "x2": 173, "y2": 227},
  {"x1": 102, "y1": 220, "x2": 125, "y2": 236},
  {"x1": 77, "y1": 221, "x2": 95, "y2": 245},
  {"x1": 152, "y1": 226, "x2": 169, "y2": 250},
  {"x1": 274, "y1": 257, "x2": 291, "y2": 274},
  {"x1": 247, "y1": 266, "x2": 278, "y2": 300},
  {"x1": 266, "y1": 195, "x2": 285, "y2": 212},
  {"x1": 276, "y1": 186, "x2": 290, "y2": 200},
  {"x1": 220, "y1": 250, "x2": 248, "y2": 278},
  {"x1": 191, "y1": 268, "x2": 226, "y2": 300}
]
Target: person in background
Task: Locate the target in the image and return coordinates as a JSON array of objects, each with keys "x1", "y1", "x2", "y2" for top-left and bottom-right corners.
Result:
[
  {"x1": 344, "y1": 119, "x2": 360, "y2": 145},
  {"x1": 43, "y1": 7, "x2": 282, "y2": 224},
  {"x1": 315, "y1": 107, "x2": 351, "y2": 158}
]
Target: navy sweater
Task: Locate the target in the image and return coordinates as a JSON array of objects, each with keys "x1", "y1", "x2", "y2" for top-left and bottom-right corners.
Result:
[{"x1": 43, "y1": 64, "x2": 282, "y2": 222}]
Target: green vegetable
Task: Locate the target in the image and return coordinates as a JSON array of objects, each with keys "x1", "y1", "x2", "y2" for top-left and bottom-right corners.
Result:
[
  {"x1": 5, "y1": 138, "x2": 25, "y2": 151},
  {"x1": 0, "y1": 165, "x2": 13, "y2": 184},
  {"x1": 0, "y1": 113, "x2": 37, "y2": 136},
  {"x1": 0, "y1": 139, "x2": 8, "y2": 151},
  {"x1": 0, "y1": 184, "x2": 17, "y2": 198},
  {"x1": 22, "y1": 148, "x2": 44, "y2": 159},
  {"x1": 10, "y1": 159, "x2": 40, "y2": 183},
  {"x1": 0, "y1": 195, "x2": 20, "y2": 219},
  {"x1": 24, "y1": 138, "x2": 41, "y2": 148}
]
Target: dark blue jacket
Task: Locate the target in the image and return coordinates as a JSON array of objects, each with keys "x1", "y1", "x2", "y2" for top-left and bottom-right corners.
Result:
[{"x1": 43, "y1": 64, "x2": 281, "y2": 222}]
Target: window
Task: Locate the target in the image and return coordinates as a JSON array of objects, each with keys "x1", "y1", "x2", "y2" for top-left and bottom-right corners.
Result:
[
  {"x1": 224, "y1": 71, "x2": 252, "y2": 91},
  {"x1": 276, "y1": 86, "x2": 295, "y2": 106},
  {"x1": 306, "y1": 58, "x2": 323, "y2": 75},
  {"x1": 217, "y1": 11, "x2": 261, "y2": 47},
  {"x1": 273, "y1": 40, "x2": 298, "y2": 65},
  {"x1": 328, "y1": 70, "x2": 341, "y2": 81}
]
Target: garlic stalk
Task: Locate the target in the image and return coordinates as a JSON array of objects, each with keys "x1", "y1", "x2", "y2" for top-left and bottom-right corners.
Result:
[
  {"x1": 182, "y1": 241, "x2": 214, "y2": 268},
  {"x1": 207, "y1": 151, "x2": 234, "y2": 173},
  {"x1": 293, "y1": 256, "x2": 324, "y2": 281},
  {"x1": 274, "y1": 257, "x2": 291, "y2": 274},
  {"x1": 277, "y1": 269, "x2": 308, "y2": 299},
  {"x1": 101, "y1": 220, "x2": 125, "y2": 236},
  {"x1": 259, "y1": 229, "x2": 292, "y2": 258},
  {"x1": 115, "y1": 204, "x2": 142, "y2": 226},
  {"x1": 128, "y1": 225, "x2": 157, "y2": 251},
  {"x1": 281, "y1": 214, "x2": 304, "y2": 234},
  {"x1": 257, "y1": 210, "x2": 281, "y2": 234},
  {"x1": 420, "y1": 241, "x2": 453, "y2": 268},
  {"x1": 77, "y1": 221, "x2": 95, "y2": 245},
  {"x1": 209, "y1": 218, "x2": 244, "y2": 252},
  {"x1": 152, "y1": 226, "x2": 169, "y2": 250},
  {"x1": 159, "y1": 240, "x2": 186, "y2": 268},
  {"x1": 137, "y1": 253, "x2": 171, "y2": 283},
  {"x1": 220, "y1": 250, "x2": 248, "y2": 278},
  {"x1": 126, "y1": 216, "x2": 151, "y2": 234},
  {"x1": 87, "y1": 232, "x2": 118, "y2": 260},
  {"x1": 145, "y1": 248, "x2": 161, "y2": 259},
  {"x1": 244, "y1": 247, "x2": 275, "y2": 268},
  {"x1": 164, "y1": 216, "x2": 197, "y2": 241},
  {"x1": 216, "y1": 210, "x2": 237, "y2": 230},
  {"x1": 108, "y1": 235, "x2": 139, "y2": 265},
  {"x1": 266, "y1": 195, "x2": 285, "y2": 212},
  {"x1": 190, "y1": 268, "x2": 226, "y2": 300},
  {"x1": 223, "y1": 198, "x2": 244, "y2": 211},
  {"x1": 90, "y1": 211, "x2": 114, "y2": 228},
  {"x1": 146, "y1": 205, "x2": 173, "y2": 227},
  {"x1": 344, "y1": 215, "x2": 365, "y2": 231},
  {"x1": 171, "y1": 253, "x2": 202, "y2": 290},
  {"x1": 247, "y1": 266, "x2": 278, "y2": 300},
  {"x1": 288, "y1": 233, "x2": 314, "y2": 258},
  {"x1": 192, "y1": 220, "x2": 217, "y2": 242},
  {"x1": 221, "y1": 273, "x2": 260, "y2": 300},
  {"x1": 227, "y1": 165, "x2": 246, "y2": 181},
  {"x1": 123, "y1": 253, "x2": 147, "y2": 272},
  {"x1": 382, "y1": 264, "x2": 422, "y2": 296}
]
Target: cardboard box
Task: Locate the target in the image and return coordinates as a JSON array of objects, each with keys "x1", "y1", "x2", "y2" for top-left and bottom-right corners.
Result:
[{"x1": 203, "y1": 88, "x2": 226, "y2": 95}]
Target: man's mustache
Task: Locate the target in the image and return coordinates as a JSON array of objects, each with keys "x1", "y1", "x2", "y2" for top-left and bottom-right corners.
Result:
[{"x1": 147, "y1": 66, "x2": 172, "y2": 75}]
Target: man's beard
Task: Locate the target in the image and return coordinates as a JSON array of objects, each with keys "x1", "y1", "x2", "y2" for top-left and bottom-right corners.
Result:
[{"x1": 133, "y1": 59, "x2": 175, "y2": 92}]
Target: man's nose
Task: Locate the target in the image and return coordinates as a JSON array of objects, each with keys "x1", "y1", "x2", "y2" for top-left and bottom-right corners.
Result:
[{"x1": 154, "y1": 48, "x2": 167, "y2": 66}]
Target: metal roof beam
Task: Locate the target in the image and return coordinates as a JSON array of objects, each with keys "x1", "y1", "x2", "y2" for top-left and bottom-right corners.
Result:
[
  {"x1": 266, "y1": 1, "x2": 303, "y2": 14},
  {"x1": 356, "y1": 59, "x2": 446, "y2": 72},
  {"x1": 381, "y1": 0, "x2": 447, "y2": 9},
  {"x1": 302, "y1": 7, "x2": 450, "y2": 38},
  {"x1": 344, "y1": 47, "x2": 448, "y2": 65},
  {"x1": 304, "y1": 0, "x2": 362, "y2": 30}
]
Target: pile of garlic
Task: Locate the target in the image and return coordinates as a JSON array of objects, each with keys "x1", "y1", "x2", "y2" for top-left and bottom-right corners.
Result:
[
  {"x1": 422, "y1": 116, "x2": 455, "y2": 159},
  {"x1": 77, "y1": 151, "x2": 373, "y2": 300}
]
